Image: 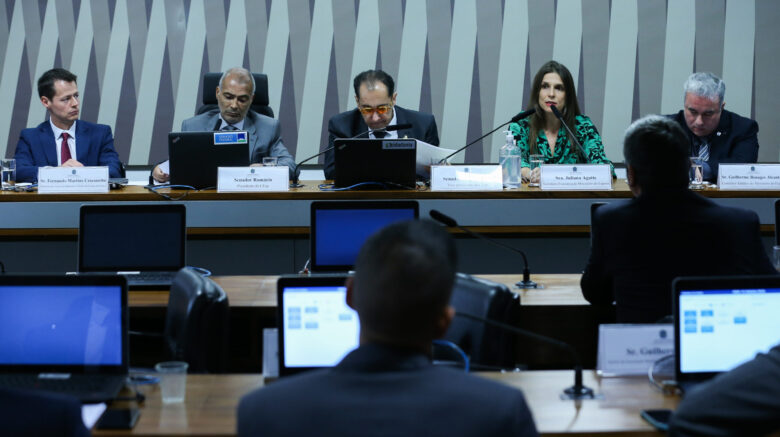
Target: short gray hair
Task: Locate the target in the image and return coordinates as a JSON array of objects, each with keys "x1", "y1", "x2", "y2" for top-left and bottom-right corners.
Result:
[
  {"x1": 683, "y1": 72, "x2": 725, "y2": 104},
  {"x1": 219, "y1": 67, "x2": 255, "y2": 95}
]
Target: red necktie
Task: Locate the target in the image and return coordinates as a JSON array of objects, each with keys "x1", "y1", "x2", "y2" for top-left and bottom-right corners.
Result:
[{"x1": 61, "y1": 132, "x2": 71, "y2": 164}]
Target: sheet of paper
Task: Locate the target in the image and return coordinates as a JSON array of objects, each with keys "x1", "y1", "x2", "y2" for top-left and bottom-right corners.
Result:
[
  {"x1": 416, "y1": 140, "x2": 456, "y2": 179},
  {"x1": 82, "y1": 403, "x2": 107, "y2": 429}
]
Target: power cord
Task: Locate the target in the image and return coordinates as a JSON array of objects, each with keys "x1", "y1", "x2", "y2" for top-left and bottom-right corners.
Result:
[
  {"x1": 145, "y1": 184, "x2": 200, "y2": 200},
  {"x1": 432, "y1": 339, "x2": 470, "y2": 372},
  {"x1": 647, "y1": 354, "x2": 679, "y2": 395}
]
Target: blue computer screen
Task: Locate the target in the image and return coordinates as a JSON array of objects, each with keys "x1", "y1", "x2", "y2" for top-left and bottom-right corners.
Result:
[
  {"x1": 0, "y1": 285, "x2": 123, "y2": 365},
  {"x1": 314, "y1": 208, "x2": 416, "y2": 267}
]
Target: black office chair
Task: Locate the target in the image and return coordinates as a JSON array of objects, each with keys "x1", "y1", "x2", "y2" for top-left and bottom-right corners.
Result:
[
  {"x1": 131, "y1": 267, "x2": 230, "y2": 373},
  {"x1": 196, "y1": 72, "x2": 274, "y2": 118},
  {"x1": 438, "y1": 273, "x2": 520, "y2": 370}
]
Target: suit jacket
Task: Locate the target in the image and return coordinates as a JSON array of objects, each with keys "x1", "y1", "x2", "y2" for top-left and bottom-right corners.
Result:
[
  {"x1": 238, "y1": 343, "x2": 538, "y2": 437},
  {"x1": 670, "y1": 109, "x2": 759, "y2": 182},
  {"x1": 181, "y1": 109, "x2": 295, "y2": 177},
  {"x1": 669, "y1": 344, "x2": 780, "y2": 436},
  {"x1": 323, "y1": 106, "x2": 440, "y2": 180},
  {"x1": 14, "y1": 120, "x2": 122, "y2": 182},
  {"x1": 581, "y1": 190, "x2": 775, "y2": 323},
  {"x1": 0, "y1": 388, "x2": 90, "y2": 437}
]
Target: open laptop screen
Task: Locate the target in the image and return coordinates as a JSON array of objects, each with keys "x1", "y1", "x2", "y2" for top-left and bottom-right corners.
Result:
[
  {"x1": 277, "y1": 276, "x2": 359, "y2": 376},
  {"x1": 674, "y1": 276, "x2": 780, "y2": 382},
  {"x1": 79, "y1": 204, "x2": 186, "y2": 272},
  {"x1": 0, "y1": 275, "x2": 127, "y2": 371},
  {"x1": 310, "y1": 201, "x2": 418, "y2": 272}
]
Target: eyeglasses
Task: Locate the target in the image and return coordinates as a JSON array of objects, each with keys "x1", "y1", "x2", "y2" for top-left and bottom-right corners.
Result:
[{"x1": 358, "y1": 105, "x2": 392, "y2": 116}]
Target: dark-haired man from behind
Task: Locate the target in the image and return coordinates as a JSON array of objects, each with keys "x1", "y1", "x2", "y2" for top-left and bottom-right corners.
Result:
[
  {"x1": 14, "y1": 68, "x2": 122, "y2": 182},
  {"x1": 323, "y1": 69, "x2": 439, "y2": 180},
  {"x1": 0, "y1": 388, "x2": 90, "y2": 436},
  {"x1": 581, "y1": 115, "x2": 774, "y2": 323},
  {"x1": 238, "y1": 220, "x2": 537, "y2": 436}
]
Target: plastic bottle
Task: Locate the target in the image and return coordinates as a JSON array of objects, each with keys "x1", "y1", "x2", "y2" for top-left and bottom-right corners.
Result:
[{"x1": 499, "y1": 131, "x2": 520, "y2": 188}]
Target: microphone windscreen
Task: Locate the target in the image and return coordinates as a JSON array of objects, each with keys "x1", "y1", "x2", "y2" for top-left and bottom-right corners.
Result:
[{"x1": 429, "y1": 210, "x2": 458, "y2": 227}]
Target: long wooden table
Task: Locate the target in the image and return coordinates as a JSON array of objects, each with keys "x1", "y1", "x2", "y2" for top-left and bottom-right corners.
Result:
[{"x1": 92, "y1": 371, "x2": 678, "y2": 436}]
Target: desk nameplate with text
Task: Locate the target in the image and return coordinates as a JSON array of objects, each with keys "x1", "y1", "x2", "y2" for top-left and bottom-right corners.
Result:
[
  {"x1": 37, "y1": 167, "x2": 109, "y2": 194},
  {"x1": 217, "y1": 167, "x2": 289, "y2": 192},
  {"x1": 540, "y1": 164, "x2": 612, "y2": 190},
  {"x1": 597, "y1": 324, "x2": 674, "y2": 376},
  {"x1": 430, "y1": 165, "x2": 503, "y2": 191},
  {"x1": 718, "y1": 164, "x2": 780, "y2": 190}
]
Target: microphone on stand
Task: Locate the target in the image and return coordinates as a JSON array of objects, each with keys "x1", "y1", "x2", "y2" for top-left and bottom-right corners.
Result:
[
  {"x1": 455, "y1": 311, "x2": 595, "y2": 400},
  {"x1": 429, "y1": 209, "x2": 537, "y2": 289},
  {"x1": 549, "y1": 105, "x2": 588, "y2": 163},
  {"x1": 290, "y1": 123, "x2": 413, "y2": 187},
  {"x1": 438, "y1": 109, "x2": 536, "y2": 164}
]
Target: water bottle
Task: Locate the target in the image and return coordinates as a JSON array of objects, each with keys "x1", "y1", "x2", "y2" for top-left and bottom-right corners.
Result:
[{"x1": 499, "y1": 131, "x2": 520, "y2": 188}]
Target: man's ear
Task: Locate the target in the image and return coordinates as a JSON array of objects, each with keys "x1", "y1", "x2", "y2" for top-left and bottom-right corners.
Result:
[
  {"x1": 215, "y1": 86, "x2": 222, "y2": 99},
  {"x1": 345, "y1": 277, "x2": 355, "y2": 310},
  {"x1": 391, "y1": 92, "x2": 397, "y2": 105},
  {"x1": 434, "y1": 305, "x2": 455, "y2": 339},
  {"x1": 40, "y1": 96, "x2": 50, "y2": 109}
]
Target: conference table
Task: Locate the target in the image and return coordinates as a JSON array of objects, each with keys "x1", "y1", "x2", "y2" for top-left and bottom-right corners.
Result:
[{"x1": 92, "y1": 371, "x2": 679, "y2": 436}]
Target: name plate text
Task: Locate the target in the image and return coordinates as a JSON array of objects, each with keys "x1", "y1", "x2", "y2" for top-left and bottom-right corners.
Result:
[
  {"x1": 718, "y1": 164, "x2": 780, "y2": 190},
  {"x1": 540, "y1": 164, "x2": 612, "y2": 190},
  {"x1": 597, "y1": 324, "x2": 674, "y2": 376},
  {"x1": 430, "y1": 165, "x2": 503, "y2": 191},
  {"x1": 38, "y1": 167, "x2": 109, "y2": 194},
  {"x1": 217, "y1": 167, "x2": 289, "y2": 192}
]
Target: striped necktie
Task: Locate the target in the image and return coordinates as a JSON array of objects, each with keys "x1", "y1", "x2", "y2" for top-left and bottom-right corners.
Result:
[
  {"x1": 698, "y1": 142, "x2": 710, "y2": 162},
  {"x1": 221, "y1": 125, "x2": 239, "y2": 131}
]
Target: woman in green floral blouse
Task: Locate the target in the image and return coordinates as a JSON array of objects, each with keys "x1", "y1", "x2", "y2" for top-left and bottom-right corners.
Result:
[{"x1": 509, "y1": 60, "x2": 613, "y2": 184}]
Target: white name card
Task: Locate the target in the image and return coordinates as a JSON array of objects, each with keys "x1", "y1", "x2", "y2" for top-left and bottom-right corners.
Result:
[
  {"x1": 217, "y1": 167, "x2": 289, "y2": 192},
  {"x1": 717, "y1": 164, "x2": 780, "y2": 190},
  {"x1": 37, "y1": 167, "x2": 109, "y2": 194},
  {"x1": 430, "y1": 165, "x2": 503, "y2": 191},
  {"x1": 597, "y1": 324, "x2": 674, "y2": 376},
  {"x1": 540, "y1": 164, "x2": 612, "y2": 190}
]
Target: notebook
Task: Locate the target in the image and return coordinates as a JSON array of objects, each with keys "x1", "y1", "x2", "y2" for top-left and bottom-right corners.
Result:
[
  {"x1": 0, "y1": 275, "x2": 128, "y2": 403},
  {"x1": 169, "y1": 131, "x2": 250, "y2": 189},
  {"x1": 333, "y1": 138, "x2": 417, "y2": 188},
  {"x1": 673, "y1": 275, "x2": 780, "y2": 393},
  {"x1": 78, "y1": 204, "x2": 186, "y2": 289},
  {"x1": 277, "y1": 275, "x2": 359, "y2": 376},
  {"x1": 309, "y1": 201, "x2": 419, "y2": 272}
]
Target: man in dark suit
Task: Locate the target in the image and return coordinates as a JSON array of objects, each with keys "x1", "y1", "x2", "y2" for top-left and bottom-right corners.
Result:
[
  {"x1": 669, "y1": 72, "x2": 758, "y2": 182},
  {"x1": 0, "y1": 388, "x2": 90, "y2": 436},
  {"x1": 323, "y1": 69, "x2": 439, "y2": 180},
  {"x1": 151, "y1": 67, "x2": 294, "y2": 182},
  {"x1": 581, "y1": 115, "x2": 775, "y2": 323},
  {"x1": 238, "y1": 220, "x2": 538, "y2": 436},
  {"x1": 13, "y1": 68, "x2": 122, "y2": 182}
]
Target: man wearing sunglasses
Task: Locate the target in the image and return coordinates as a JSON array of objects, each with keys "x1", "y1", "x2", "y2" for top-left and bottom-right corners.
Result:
[{"x1": 324, "y1": 69, "x2": 440, "y2": 180}]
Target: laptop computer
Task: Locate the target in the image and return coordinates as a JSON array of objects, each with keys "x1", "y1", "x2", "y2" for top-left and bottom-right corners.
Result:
[
  {"x1": 333, "y1": 138, "x2": 417, "y2": 188},
  {"x1": 78, "y1": 204, "x2": 186, "y2": 289},
  {"x1": 169, "y1": 131, "x2": 250, "y2": 189},
  {"x1": 673, "y1": 275, "x2": 780, "y2": 393},
  {"x1": 276, "y1": 275, "x2": 359, "y2": 376},
  {"x1": 0, "y1": 274, "x2": 128, "y2": 403},
  {"x1": 309, "y1": 201, "x2": 419, "y2": 272}
]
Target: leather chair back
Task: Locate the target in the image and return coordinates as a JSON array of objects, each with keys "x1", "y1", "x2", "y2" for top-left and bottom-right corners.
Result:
[{"x1": 196, "y1": 72, "x2": 274, "y2": 118}]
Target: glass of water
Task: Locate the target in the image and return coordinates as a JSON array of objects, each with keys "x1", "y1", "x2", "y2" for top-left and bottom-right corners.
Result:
[
  {"x1": 528, "y1": 154, "x2": 544, "y2": 187},
  {"x1": 689, "y1": 157, "x2": 704, "y2": 189},
  {"x1": 262, "y1": 157, "x2": 278, "y2": 166},
  {"x1": 1, "y1": 158, "x2": 15, "y2": 191}
]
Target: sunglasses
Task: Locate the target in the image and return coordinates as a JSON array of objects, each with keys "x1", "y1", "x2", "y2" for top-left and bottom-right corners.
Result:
[{"x1": 358, "y1": 105, "x2": 392, "y2": 116}]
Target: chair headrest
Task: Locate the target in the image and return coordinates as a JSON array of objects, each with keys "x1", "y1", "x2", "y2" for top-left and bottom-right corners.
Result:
[{"x1": 202, "y1": 72, "x2": 270, "y2": 107}]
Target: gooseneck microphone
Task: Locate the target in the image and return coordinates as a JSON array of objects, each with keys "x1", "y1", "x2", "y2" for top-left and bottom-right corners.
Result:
[
  {"x1": 429, "y1": 209, "x2": 537, "y2": 289},
  {"x1": 290, "y1": 123, "x2": 413, "y2": 187},
  {"x1": 549, "y1": 105, "x2": 588, "y2": 162},
  {"x1": 455, "y1": 311, "x2": 595, "y2": 400},
  {"x1": 438, "y1": 109, "x2": 536, "y2": 164}
]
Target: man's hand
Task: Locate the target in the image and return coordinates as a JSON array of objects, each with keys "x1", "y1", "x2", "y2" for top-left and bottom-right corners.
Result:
[
  {"x1": 152, "y1": 165, "x2": 170, "y2": 183},
  {"x1": 61, "y1": 159, "x2": 84, "y2": 168}
]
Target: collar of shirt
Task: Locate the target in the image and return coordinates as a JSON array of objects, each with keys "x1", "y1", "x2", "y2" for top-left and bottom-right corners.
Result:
[
  {"x1": 218, "y1": 116, "x2": 245, "y2": 131},
  {"x1": 50, "y1": 119, "x2": 77, "y2": 164},
  {"x1": 369, "y1": 109, "x2": 398, "y2": 139}
]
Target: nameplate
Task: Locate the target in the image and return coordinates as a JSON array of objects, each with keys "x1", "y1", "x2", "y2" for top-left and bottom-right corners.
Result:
[
  {"x1": 597, "y1": 324, "x2": 674, "y2": 376},
  {"x1": 717, "y1": 164, "x2": 780, "y2": 190},
  {"x1": 217, "y1": 167, "x2": 289, "y2": 192},
  {"x1": 430, "y1": 165, "x2": 503, "y2": 191},
  {"x1": 540, "y1": 164, "x2": 612, "y2": 190},
  {"x1": 37, "y1": 167, "x2": 109, "y2": 194}
]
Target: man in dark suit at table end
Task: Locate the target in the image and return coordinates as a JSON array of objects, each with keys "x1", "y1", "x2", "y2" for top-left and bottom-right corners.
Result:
[
  {"x1": 323, "y1": 69, "x2": 440, "y2": 180},
  {"x1": 581, "y1": 115, "x2": 775, "y2": 323},
  {"x1": 238, "y1": 220, "x2": 538, "y2": 436},
  {"x1": 669, "y1": 72, "x2": 759, "y2": 182},
  {"x1": 151, "y1": 67, "x2": 295, "y2": 183},
  {"x1": 13, "y1": 68, "x2": 122, "y2": 182}
]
